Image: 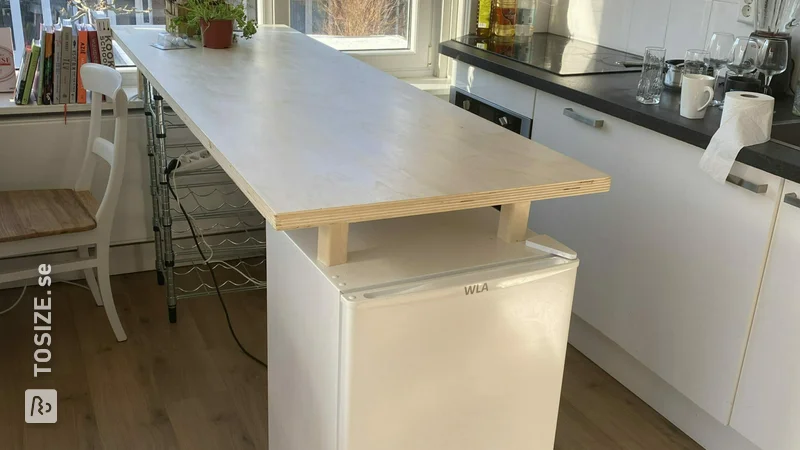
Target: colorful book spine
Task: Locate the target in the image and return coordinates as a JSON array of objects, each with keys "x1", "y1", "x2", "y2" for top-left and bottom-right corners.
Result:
[
  {"x1": 14, "y1": 48, "x2": 30, "y2": 105},
  {"x1": 88, "y1": 29, "x2": 100, "y2": 65},
  {"x1": 69, "y1": 28, "x2": 77, "y2": 104},
  {"x1": 34, "y1": 26, "x2": 45, "y2": 104},
  {"x1": 95, "y1": 19, "x2": 114, "y2": 68},
  {"x1": 52, "y1": 28, "x2": 61, "y2": 104},
  {"x1": 21, "y1": 42, "x2": 40, "y2": 105},
  {"x1": 42, "y1": 31, "x2": 54, "y2": 105},
  {"x1": 77, "y1": 29, "x2": 88, "y2": 104},
  {"x1": 60, "y1": 24, "x2": 71, "y2": 104}
]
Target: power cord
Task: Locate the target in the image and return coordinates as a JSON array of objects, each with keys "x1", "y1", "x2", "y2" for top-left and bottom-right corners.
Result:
[
  {"x1": 0, "y1": 283, "x2": 27, "y2": 316},
  {"x1": 165, "y1": 160, "x2": 267, "y2": 369}
]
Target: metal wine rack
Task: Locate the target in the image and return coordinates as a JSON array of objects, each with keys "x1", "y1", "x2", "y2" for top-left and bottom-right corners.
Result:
[{"x1": 141, "y1": 74, "x2": 266, "y2": 323}]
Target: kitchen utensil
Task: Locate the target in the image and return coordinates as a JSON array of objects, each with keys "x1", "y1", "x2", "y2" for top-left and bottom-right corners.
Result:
[
  {"x1": 725, "y1": 75, "x2": 763, "y2": 93},
  {"x1": 680, "y1": 74, "x2": 715, "y2": 119},
  {"x1": 757, "y1": 37, "x2": 789, "y2": 94},
  {"x1": 754, "y1": 0, "x2": 800, "y2": 34},
  {"x1": 684, "y1": 49, "x2": 709, "y2": 75},
  {"x1": 664, "y1": 59, "x2": 685, "y2": 90},
  {"x1": 636, "y1": 47, "x2": 666, "y2": 105},
  {"x1": 706, "y1": 32, "x2": 735, "y2": 106}
]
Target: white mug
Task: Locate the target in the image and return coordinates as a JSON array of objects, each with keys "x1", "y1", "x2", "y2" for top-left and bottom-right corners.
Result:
[{"x1": 680, "y1": 74, "x2": 715, "y2": 119}]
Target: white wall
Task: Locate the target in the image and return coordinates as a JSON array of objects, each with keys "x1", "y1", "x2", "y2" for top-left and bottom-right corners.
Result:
[{"x1": 549, "y1": 0, "x2": 800, "y2": 74}]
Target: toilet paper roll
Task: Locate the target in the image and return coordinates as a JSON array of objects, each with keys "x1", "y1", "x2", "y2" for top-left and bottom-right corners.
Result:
[{"x1": 699, "y1": 92, "x2": 774, "y2": 183}]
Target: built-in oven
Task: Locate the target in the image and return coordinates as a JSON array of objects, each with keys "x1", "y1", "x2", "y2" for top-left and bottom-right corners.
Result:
[{"x1": 449, "y1": 87, "x2": 532, "y2": 138}]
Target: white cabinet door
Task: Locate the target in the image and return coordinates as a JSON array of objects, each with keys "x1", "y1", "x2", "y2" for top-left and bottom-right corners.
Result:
[
  {"x1": 730, "y1": 180, "x2": 800, "y2": 450},
  {"x1": 529, "y1": 91, "x2": 782, "y2": 424}
]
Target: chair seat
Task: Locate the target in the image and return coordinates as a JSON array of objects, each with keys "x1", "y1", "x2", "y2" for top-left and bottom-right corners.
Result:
[{"x1": 0, "y1": 189, "x2": 99, "y2": 243}]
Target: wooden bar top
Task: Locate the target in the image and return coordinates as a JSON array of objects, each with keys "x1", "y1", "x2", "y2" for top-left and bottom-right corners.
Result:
[{"x1": 113, "y1": 26, "x2": 610, "y2": 231}]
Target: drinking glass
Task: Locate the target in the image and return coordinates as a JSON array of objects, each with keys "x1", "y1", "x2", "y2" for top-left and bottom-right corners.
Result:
[
  {"x1": 636, "y1": 47, "x2": 666, "y2": 105},
  {"x1": 705, "y1": 32, "x2": 735, "y2": 106},
  {"x1": 757, "y1": 38, "x2": 789, "y2": 94},
  {"x1": 684, "y1": 49, "x2": 709, "y2": 75},
  {"x1": 727, "y1": 36, "x2": 759, "y2": 76}
]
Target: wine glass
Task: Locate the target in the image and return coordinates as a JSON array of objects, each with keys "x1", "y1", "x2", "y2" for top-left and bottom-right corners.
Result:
[
  {"x1": 757, "y1": 38, "x2": 789, "y2": 95},
  {"x1": 684, "y1": 49, "x2": 709, "y2": 75},
  {"x1": 705, "y1": 32, "x2": 735, "y2": 106},
  {"x1": 727, "y1": 36, "x2": 759, "y2": 76}
]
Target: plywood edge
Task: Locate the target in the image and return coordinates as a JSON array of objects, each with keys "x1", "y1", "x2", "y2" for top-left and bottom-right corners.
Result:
[{"x1": 273, "y1": 176, "x2": 611, "y2": 230}]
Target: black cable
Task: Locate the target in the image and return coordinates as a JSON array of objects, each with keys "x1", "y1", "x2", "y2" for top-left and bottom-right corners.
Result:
[{"x1": 166, "y1": 169, "x2": 267, "y2": 369}]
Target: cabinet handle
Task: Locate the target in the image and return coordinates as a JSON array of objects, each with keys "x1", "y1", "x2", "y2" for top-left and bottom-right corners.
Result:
[
  {"x1": 784, "y1": 192, "x2": 800, "y2": 209},
  {"x1": 563, "y1": 108, "x2": 604, "y2": 128},
  {"x1": 725, "y1": 174, "x2": 768, "y2": 194}
]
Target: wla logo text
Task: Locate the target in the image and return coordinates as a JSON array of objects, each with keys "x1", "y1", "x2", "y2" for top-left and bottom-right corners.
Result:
[{"x1": 464, "y1": 283, "x2": 489, "y2": 295}]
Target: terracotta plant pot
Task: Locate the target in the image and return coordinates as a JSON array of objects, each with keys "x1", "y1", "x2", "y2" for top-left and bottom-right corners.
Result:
[{"x1": 200, "y1": 19, "x2": 234, "y2": 49}]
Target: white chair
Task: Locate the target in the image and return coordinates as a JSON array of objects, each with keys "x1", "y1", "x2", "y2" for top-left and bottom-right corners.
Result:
[{"x1": 0, "y1": 63, "x2": 128, "y2": 341}]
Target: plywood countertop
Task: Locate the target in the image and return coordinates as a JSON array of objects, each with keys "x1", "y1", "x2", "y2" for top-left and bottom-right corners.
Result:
[{"x1": 113, "y1": 26, "x2": 609, "y2": 232}]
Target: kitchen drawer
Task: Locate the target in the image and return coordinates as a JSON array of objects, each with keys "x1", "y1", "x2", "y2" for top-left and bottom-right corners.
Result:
[{"x1": 528, "y1": 90, "x2": 782, "y2": 424}]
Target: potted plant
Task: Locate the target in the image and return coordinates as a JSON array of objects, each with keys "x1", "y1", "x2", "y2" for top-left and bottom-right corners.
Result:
[{"x1": 170, "y1": 0, "x2": 257, "y2": 49}]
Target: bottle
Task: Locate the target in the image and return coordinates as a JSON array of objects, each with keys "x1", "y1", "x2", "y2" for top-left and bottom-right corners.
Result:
[
  {"x1": 476, "y1": 0, "x2": 492, "y2": 38},
  {"x1": 515, "y1": 0, "x2": 536, "y2": 38},
  {"x1": 493, "y1": 0, "x2": 517, "y2": 38}
]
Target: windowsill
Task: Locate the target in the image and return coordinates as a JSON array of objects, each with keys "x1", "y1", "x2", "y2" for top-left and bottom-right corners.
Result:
[
  {"x1": 402, "y1": 76, "x2": 451, "y2": 96},
  {"x1": 309, "y1": 34, "x2": 410, "y2": 53},
  {"x1": 0, "y1": 86, "x2": 143, "y2": 117}
]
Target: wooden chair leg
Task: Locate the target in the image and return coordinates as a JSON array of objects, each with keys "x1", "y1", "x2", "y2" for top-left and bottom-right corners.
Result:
[
  {"x1": 96, "y1": 246, "x2": 127, "y2": 342},
  {"x1": 78, "y1": 245, "x2": 103, "y2": 306}
]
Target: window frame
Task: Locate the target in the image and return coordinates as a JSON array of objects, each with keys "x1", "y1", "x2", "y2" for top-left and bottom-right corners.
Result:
[{"x1": 262, "y1": 0, "x2": 464, "y2": 79}]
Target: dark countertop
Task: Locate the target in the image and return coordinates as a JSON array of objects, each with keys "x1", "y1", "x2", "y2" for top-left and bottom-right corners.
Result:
[{"x1": 440, "y1": 37, "x2": 800, "y2": 185}]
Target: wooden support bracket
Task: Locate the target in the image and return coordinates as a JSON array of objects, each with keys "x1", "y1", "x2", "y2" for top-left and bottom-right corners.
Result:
[
  {"x1": 497, "y1": 202, "x2": 531, "y2": 243},
  {"x1": 317, "y1": 223, "x2": 349, "y2": 266}
]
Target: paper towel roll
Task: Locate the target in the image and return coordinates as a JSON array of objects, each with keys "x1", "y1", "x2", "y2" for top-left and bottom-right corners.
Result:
[{"x1": 699, "y1": 92, "x2": 774, "y2": 183}]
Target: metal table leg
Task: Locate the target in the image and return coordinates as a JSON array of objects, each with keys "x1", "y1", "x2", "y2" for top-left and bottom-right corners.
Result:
[{"x1": 141, "y1": 74, "x2": 166, "y2": 286}]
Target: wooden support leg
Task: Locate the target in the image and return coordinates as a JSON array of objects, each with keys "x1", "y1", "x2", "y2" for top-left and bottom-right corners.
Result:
[
  {"x1": 317, "y1": 223, "x2": 349, "y2": 266},
  {"x1": 497, "y1": 202, "x2": 531, "y2": 243}
]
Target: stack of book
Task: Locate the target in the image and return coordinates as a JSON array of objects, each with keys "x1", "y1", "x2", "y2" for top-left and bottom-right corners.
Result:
[{"x1": 14, "y1": 18, "x2": 115, "y2": 105}]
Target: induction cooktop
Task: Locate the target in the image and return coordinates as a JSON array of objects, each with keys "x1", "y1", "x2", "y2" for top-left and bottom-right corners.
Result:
[{"x1": 455, "y1": 33, "x2": 644, "y2": 76}]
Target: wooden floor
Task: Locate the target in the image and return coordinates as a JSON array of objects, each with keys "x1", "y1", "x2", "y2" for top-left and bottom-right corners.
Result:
[{"x1": 0, "y1": 270, "x2": 701, "y2": 450}]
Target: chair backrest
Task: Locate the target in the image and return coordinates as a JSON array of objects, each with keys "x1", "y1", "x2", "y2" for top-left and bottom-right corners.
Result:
[{"x1": 74, "y1": 63, "x2": 128, "y2": 236}]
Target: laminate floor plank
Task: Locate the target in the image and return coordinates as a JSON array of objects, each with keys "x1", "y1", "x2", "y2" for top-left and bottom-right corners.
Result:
[{"x1": 0, "y1": 270, "x2": 700, "y2": 450}]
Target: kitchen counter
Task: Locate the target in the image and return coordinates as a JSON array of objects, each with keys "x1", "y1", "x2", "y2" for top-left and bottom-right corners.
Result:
[{"x1": 441, "y1": 37, "x2": 800, "y2": 184}]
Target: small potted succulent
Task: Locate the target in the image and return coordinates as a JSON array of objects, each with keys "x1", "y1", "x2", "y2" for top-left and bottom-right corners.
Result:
[{"x1": 169, "y1": 0, "x2": 257, "y2": 49}]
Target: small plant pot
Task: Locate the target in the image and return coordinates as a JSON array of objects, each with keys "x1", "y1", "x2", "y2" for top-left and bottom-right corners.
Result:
[{"x1": 200, "y1": 19, "x2": 234, "y2": 49}]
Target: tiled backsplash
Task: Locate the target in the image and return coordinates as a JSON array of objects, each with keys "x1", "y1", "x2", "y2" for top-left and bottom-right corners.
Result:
[{"x1": 548, "y1": 0, "x2": 800, "y2": 84}]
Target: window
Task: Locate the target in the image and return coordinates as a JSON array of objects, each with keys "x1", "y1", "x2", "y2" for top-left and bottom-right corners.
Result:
[
  {"x1": 276, "y1": 0, "x2": 440, "y2": 77},
  {"x1": 3, "y1": 0, "x2": 165, "y2": 66}
]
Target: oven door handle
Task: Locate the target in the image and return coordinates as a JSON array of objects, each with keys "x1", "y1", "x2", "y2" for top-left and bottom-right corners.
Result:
[{"x1": 563, "y1": 108, "x2": 604, "y2": 128}]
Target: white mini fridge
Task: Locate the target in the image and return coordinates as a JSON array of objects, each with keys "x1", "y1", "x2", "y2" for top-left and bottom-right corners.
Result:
[{"x1": 267, "y1": 208, "x2": 579, "y2": 450}]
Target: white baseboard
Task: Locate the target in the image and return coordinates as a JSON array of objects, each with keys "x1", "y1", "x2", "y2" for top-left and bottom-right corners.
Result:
[{"x1": 568, "y1": 315, "x2": 761, "y2": 450}]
